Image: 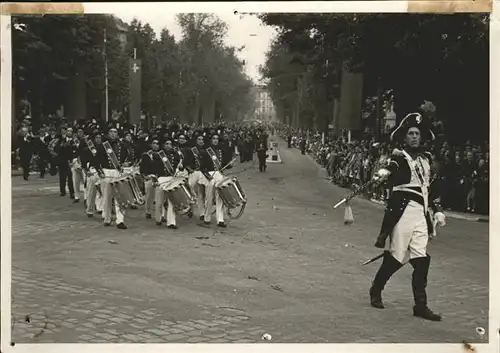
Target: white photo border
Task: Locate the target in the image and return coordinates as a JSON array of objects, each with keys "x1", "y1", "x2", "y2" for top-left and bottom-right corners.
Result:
[{"x1": 1, "y1": 1, "x2": 498, "y2": 353}]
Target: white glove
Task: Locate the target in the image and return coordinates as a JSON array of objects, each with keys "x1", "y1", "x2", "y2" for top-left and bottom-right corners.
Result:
[
  {"x1": 373, "y1": 168, "x2": 391, "y2": 180},
  {"x1": 434, "y1": 212, "x2": 446, "y2": 227}
]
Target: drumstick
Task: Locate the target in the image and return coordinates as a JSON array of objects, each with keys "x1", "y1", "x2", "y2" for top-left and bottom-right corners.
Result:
[{"x1": 221, "y1": 158, "x2": 237, "y2": 173}]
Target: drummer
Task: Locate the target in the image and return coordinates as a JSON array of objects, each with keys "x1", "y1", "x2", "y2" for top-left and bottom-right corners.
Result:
[
  {"x1": 96, "y1": 127, "x2": 131, "y2": 229},
  {"x1": 185, "y1": 135, "x2": 210, "y2": 221},
  {"x1": 140, "y1": 136, "x2": 160, "y2": 219},
  {"x1": 154, "y1": 138, "x2": 182, "y2": 229},
  {"x1": 203, "y1": 133, "x2": 234, "y2": 228},
  {"x1": 175, "y1": 133, "x2": 189, "y2": 180},
  {"x1": 84, "y1": 132, "x2": 104, "y2": 218},
  {"x1": 122, "y1": 131, "x2": 139, "y2": 209}
]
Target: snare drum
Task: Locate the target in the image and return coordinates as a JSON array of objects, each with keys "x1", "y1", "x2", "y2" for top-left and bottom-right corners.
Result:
[
  {"x1": 109, "y1": 174, "x2": 136, "y2": 208},
  {"x1": 162, "y1": 177, "x2": 195, "y2": 215},
  {"x1": 215, "y1": 176, "x2": 247, "y2": 209}
]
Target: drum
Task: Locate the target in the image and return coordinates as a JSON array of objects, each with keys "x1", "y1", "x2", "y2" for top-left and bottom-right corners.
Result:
[
  {"x1": 161, "y1": 177, "x2": 195, "y2": 215},
  {"x1": 110, "y1": 175, "x2": 136, "y2": 208},
  {"x1": 215, "y1": 176, "x2": 247, "y2": 209},
  {"x1": 110, "y1": 172, "x2": 145, "y2": 208},
  {"x1": 127, "y1": 171, "x2": 146, "y2": 206}
]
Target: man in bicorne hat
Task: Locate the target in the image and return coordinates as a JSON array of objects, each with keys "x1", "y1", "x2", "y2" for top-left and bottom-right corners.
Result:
[{"x1": 369, "y1": 112, "x2": 446, "y2": 322}]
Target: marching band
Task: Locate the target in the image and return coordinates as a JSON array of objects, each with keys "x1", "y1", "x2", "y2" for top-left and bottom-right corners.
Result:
[{"x1": 57, "y1": 122, "x2": 248, "y2": 231}]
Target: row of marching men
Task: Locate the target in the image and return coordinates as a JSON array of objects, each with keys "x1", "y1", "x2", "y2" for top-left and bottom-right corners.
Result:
[{"x1": 73, "y1": 127, "x2": 246, "y2": 230}]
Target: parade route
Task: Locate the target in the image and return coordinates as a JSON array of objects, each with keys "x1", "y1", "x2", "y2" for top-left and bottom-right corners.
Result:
[{"x1": 10, "y1": 138, "x2": 489, "y2": 344}]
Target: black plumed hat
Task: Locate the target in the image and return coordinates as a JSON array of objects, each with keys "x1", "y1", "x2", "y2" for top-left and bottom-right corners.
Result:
[{"x1": 389, "y1": 112, "x2": 435, "y2": 143}]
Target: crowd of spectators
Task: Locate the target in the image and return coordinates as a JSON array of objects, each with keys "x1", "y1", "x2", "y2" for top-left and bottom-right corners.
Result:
[{"x1": 277, "y1": 124, "x2": 489, "y2": 216}]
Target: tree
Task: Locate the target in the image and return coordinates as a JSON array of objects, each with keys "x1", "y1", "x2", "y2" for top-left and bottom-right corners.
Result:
[
  {"x1": 176, "y1": 13, "x2": 255, "y2": 123},
  {"x1": 259, "y1": 13, "x2": 489, "y2": 141},
  {"x1": 12, "y1": 14, "x2": 130, "y2": 124}
]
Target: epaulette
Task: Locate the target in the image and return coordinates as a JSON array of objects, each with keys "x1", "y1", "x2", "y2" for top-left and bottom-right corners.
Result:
[
  {"x1": 423, "y1": 151, "x2": 433, "y2": 161},
  {"x1": 391, "y1": 148, "x2": 404, "y2": 156}
]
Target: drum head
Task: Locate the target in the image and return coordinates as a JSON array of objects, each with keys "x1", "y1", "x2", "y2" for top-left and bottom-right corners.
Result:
[
  {"x1": 216, "y1": 177, "x2": 232, "y2": 188},
  {"x1": 166, "y1": 178, "x2": 185, "y2": 190}
]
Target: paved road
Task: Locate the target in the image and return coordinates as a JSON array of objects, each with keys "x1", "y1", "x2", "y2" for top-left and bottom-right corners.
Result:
[{"x1": 10, "y1": 137, "x2": 489, "y2": 344}]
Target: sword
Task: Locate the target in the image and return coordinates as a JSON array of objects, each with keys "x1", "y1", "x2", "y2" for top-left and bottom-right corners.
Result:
[{"x1": 361, "y1": 251, "x2": 386, "y2": 266}]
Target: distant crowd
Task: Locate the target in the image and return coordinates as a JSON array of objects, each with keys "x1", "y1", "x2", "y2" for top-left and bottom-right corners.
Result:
[{"x1": 277, "y1": 125, "x2": 489, "y2": 216}]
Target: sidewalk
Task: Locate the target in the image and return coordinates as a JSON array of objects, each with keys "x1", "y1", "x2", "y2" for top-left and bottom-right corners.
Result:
[{"x1": 303, "y1": 151, "x2": 490, "y2": 223}]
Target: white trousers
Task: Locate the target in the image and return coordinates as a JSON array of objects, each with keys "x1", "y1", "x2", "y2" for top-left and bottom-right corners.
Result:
[
  {"x1": 188, "y1": 171, "x2": 209, "y2": 217},
  {"x1": 204, "y1": 171, "x2": 225, "y2": 223},
  {"x1": 387, "y1": 200, "x2": 429, "y2": 263},
  {"x1": 144, "y1": 179, "x2": 156, "y2": 215},
  {"x1": 85, "y1": 168, "x2": 103, "y2": 215},
  {"x1": 102, "y1": 168, "x2": 125, "y2": 224},
  {"x1": 155, "y1": 176, "x2": 176, "y2": 225},
  {"x1": 71, "y1": 159, "x2": 85, "y2": 200}
]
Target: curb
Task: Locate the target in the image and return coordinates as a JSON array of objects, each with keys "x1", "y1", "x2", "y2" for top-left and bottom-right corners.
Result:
[
  {"x1": 304, "y1": 154, "x2": 489, "y2": 223},
  {"x1": 367, "y1": 198, "x2": 488, "y2": 222},
  {"x1": 11, "y1": 170, "x2": 40, "y2": 177}
]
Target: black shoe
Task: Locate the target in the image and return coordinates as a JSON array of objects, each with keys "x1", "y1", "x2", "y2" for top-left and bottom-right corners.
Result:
[
  {"x1": 86, "y1": 213, "x2": 94, "y2": 218},
  {"x1": 199, "y1": 216, "x2": 204, "y2": 221},
  {"x1": 130, "y1": 205, "x2": 138, "y2": 210},
  {"x1": 60, "y1": 193, "x2": 66, "y2": 197},
  {"x1": 413, "y1": 305, "x2": 442, "y2": 321},
  {"x1": 369, "y1": 286, "x2": 384, "y2": 309},
  {"x1": 217, "y1": 222, "x2": 227, "y2": 228},
  {"x1": 204, "y1": 221, "x2": 211, "y2": 225},
  {"x1": 70, "y1": 194, "x2": 75, "y2": 200},
  {"x1": 117, "y1": 223, "x2": 128, "y2": 230},
  {"x1": 410, "y1": 256, "x2": 436, "y2": 319},
  {"x1": 369, "y1": 252, "x2": 403, "y2": 309},
  {"x1": 104, "y1": 222, "x2": 111, "y2": 226},
  {"x1": 161, "y1": 217, "x2": 166, "y2": 223},
  {"x1": 156, "y1": 221, "x2": 162, "y2": 226},
  {"x1": 97, "y1": 210, "x2": 103, "y2": 215},
  {"x1": 40, "y1": 174, "x2": 45, "y2": 178},
  {"x1": 84, "y1": 200, "x2": 87, "y2": 208},
  {"x1": 187, "y1": 210, "x2": 193, "y2": 219},
  {"x1": 145, "y1": 213, "x2": 152, "y2": 219},
  {"x1": 73, "y1": 199, "x2": 80, "y2": 204},
  {"x1": 167, "y1": 225, "x2": 178, "y2": 229}
]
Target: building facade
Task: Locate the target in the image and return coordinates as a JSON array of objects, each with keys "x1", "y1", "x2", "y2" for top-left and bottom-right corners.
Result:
[{"x1": 254, "y1": 85, "x2": 276, "y2": 122}]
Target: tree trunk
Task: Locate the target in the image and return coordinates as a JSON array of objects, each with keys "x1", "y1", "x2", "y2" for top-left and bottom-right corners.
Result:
[
  {"x1": 191, "y1": 93, "x2": 201, "y2": 124},
  {"x1": 68, "y1": 64, "x2": 87, "y2": 122}
]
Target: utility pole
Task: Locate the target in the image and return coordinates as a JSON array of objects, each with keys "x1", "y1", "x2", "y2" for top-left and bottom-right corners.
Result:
[
  {"x1": 104, "y1": 28, "x2": 109, "y2": 122},
  {"x1": 375, "y1": 77, "x2": 381, "y2": 141}
]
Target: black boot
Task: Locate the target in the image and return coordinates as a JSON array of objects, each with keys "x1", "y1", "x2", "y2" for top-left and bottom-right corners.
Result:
[
  {"x1": 410, "y1": 255, "x2": 442, "y2": 321},
  {"x1": 369, "y1": 251, "x2": 403, "y2": 309}
]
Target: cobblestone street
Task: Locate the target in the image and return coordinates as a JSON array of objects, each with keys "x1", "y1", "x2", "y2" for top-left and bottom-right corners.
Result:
[{"x1": 10, "y1": 138, "x2": 489, "y2": 344}]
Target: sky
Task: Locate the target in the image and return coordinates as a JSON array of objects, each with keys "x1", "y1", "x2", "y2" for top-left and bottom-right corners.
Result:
[{"x1": 110, "y1": 9, "x2": 278, "y2": 83}]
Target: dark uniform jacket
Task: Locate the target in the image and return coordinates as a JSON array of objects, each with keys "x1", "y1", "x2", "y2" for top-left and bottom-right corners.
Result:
[
  {"x1": 154, "y1": 149, "x2": 180, "y2": 177},
  {"x1": 185, "y1": 145, "x2": 205, "y2": 173},
  {"x1": 139, "y1": 149, "x2": 156, "y2": 176},
  {"x1": 55, "y1": 136, "x2": 77, "y2": 165},
  {"x1": 81, "y1": 139, "x2": 104, "y2": 174},
  {"x1": 95, "y1": 139, "x2": 129, "y2": 170},
  {"x1": 376, "y1": 150, "x2": 443, "y2": 248},
  {"x1": 122, "y1": 141, "x2": 137, "y2": 165},
  {"x1": 203, "y1": 144, "x2": 232, "y2": 172}
]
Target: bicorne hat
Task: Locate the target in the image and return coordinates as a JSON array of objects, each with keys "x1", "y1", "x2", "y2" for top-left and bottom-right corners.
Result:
[{"x1": 389, "y1": 112, "x2": 435, "y2": 143}]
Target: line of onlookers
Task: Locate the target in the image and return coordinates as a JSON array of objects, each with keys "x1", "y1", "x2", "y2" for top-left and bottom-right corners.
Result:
[{"x1": 276, "y1": 125, "x2": 489, "y2": 216}]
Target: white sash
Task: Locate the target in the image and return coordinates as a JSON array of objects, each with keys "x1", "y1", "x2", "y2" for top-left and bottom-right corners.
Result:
[{"x1": 401, "y1": 151, "x2": 429, "y2": 213}]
